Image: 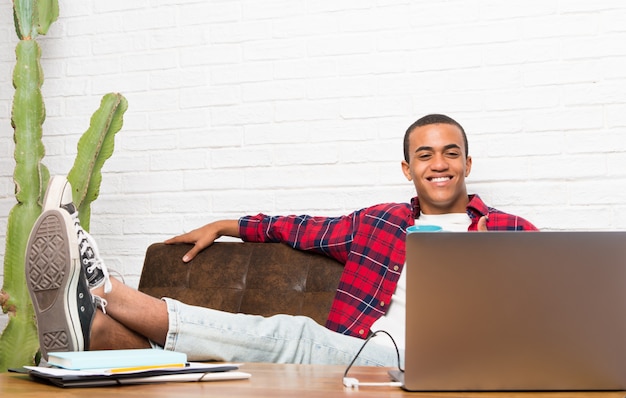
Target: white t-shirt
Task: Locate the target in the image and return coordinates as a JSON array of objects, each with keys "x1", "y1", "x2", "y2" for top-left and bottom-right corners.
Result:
[{"x1": 370, "y1": 213, "x2": 471, "y2": 348}]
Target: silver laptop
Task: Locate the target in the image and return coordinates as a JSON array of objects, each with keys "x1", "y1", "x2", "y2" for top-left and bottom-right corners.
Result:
[{"x1": 390, "y1": 231, "x2": 626, "y2": 391}]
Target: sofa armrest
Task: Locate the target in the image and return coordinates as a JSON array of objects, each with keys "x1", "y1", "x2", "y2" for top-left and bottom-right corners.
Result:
[{"x1": 138, "y1": 242, "x2": 344, "y2": 326}]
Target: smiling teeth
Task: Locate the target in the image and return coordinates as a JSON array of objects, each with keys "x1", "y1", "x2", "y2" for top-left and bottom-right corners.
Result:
[{"x1": 431, "y1": 177, "x2": 450, "y2": 182}]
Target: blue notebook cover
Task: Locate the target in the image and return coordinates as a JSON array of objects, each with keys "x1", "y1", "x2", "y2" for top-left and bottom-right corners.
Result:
[{"x1": 47, "y1": 349, "x2": 187, "y2": 370}]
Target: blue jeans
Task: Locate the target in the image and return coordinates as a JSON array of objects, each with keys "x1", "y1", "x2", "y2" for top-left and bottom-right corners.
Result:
[{"x1": 160, "y1": 298, "x2": 403, "y2": 366}]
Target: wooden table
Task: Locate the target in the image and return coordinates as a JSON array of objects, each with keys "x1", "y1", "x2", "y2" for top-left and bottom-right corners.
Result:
[{"x1": 1, "y1": 363, "x2": 625, "y2": 397}]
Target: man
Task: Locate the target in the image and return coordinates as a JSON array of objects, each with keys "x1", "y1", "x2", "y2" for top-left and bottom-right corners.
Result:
[{"x1": 25, "y1": 114, "x2": 537, "y2": 367}]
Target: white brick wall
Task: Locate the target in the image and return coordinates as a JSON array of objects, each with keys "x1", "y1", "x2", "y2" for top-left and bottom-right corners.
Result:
[{"x1": 2, "y1": 1, "x2": 626, "y2": 331}]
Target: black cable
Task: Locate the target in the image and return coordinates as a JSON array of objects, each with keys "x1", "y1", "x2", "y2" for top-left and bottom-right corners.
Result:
[{"x1": 342, "y1": 330, "x2": 404, "y2": 379}]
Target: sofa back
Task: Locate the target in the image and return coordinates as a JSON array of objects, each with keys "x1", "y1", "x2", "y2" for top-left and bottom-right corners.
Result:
[{"x1": 138, "y1": 242, "x2": 344, "y2": 326}]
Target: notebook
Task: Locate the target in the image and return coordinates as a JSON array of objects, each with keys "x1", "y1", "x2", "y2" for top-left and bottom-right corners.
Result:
[
  {"x1": 47, "y1": 349, "x2": 187, "y2": 370},
  {"x1": 390, "y1": 231, "x2": 626, "y2": 391},
  {"x1": 11, "y1": 362, "x2": 250, "y2": 388}
]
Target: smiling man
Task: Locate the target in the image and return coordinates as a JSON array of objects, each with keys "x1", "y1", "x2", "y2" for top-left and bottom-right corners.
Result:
[
  {"x1": 402, "y1": 115, "x2": 472, "y2": 215},
  {"x1": 26, "y1": 114, "x2": 538, "y2": 368}
]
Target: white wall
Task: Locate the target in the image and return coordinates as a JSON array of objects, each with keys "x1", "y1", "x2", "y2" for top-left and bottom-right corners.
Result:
[{"x1": 2, "y1": 1, "x2": 626, "y2": 330}]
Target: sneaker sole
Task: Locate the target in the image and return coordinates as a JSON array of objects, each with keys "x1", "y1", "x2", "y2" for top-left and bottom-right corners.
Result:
[{"x1": 26, "y1": 209, "x2": 84, "y2": 360}]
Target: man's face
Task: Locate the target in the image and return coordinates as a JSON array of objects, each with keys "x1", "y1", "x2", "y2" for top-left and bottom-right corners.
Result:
[{"x1": 401, "y1": 123, "x2": 472, "y2": 214}]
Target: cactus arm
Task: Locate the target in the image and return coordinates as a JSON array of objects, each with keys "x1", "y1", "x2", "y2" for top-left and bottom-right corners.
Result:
[
  {"x1": 35, "y1": 0, "x2": 59, "y2": 35},
  {"x1": 12, "y1": 0, "x2": 34, "y2": 39},
  {"x1": 67, "y1": 93, "x2": 128, "y2": 230},
  {"x1": 5, "y1": 39, "x2": 47, "y2": 312},
  {"x1": 0, "y1": 38, "x2": 48, "y2": 370},
  {"x1": 12, "y1": 40, "x2": 47, "y2": 205},
  {"x1": 13, "y1": 0, "x2": 58, "y2": 39}
]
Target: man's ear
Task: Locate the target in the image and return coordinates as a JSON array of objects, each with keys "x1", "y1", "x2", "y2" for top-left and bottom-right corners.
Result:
[
  {"x1": 465, "y1": 155, "x2": 472, "y2": 177},
  {"x1": 401, "y1": 160, "x2": 412, "y2": 181}
]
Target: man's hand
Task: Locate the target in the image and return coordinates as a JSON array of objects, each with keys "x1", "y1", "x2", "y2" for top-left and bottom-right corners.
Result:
[
  {"x1": 477, "y1": 215, "x2": 488, "y2": 231},
  {"x1": 165, "y1": 220, "x2": 240, "y2": 263}
]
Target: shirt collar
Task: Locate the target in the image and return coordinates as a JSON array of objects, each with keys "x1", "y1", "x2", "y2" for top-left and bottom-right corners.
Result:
[{"x1": 410, "y1": 194, "x2": 489, "y2": 220}]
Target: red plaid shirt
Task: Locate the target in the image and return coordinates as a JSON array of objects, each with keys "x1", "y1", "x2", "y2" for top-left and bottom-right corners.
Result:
[{"x1": 238, "y1": 194, "x2": 537, "y2": 338}]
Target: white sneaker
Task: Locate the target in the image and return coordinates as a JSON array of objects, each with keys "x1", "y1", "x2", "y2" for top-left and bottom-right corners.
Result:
[
  {"x1": 41, "y1": 176, "x2": 112, "y2": 294},
  {"x1": 25, "y1": 209, "x2": 96, "y2": 360},
  {"x1": 42, "y1": 176, "x2": 73, "y2": 211}
]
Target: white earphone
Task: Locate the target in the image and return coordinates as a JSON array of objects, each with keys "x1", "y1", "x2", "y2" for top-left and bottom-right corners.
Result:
[
  {"x1": 341, "y1": 330, "x2": 404, "y2": 389},
  {"x1": 342, "y1": 377, "x2": 403, "y2": 388}
]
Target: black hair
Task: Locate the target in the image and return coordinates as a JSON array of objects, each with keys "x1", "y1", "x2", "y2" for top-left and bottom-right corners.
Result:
[{"x1": 403, "y1": 114, "x2": 468, "y2": 162}]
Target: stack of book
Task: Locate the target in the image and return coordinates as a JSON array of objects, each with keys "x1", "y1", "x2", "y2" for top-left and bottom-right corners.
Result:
[{"x1": 16, "y1": 349, "x2": 250, "y2": 388}]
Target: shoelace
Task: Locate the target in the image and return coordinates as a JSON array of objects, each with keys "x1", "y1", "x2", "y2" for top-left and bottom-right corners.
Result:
[
  {"x1": 69, "y1": 211, "x2": 113, "y2": 294},
  {"x1": 93, "y1": 295, "x2": 108, "y2": 314}
]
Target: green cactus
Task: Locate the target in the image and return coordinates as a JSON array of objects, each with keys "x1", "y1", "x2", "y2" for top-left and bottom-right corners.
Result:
[
  {"x1": 0, "y1": 0, "x2": 127, "y2": 370},
  {"x1": 0, "y1": 37, "x2": 48, "y2": 372}
]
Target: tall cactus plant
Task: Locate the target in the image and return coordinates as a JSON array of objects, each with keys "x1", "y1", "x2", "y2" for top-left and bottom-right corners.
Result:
[{"x1": 0, "y1": 0, "x2": 128, "y2": 370}]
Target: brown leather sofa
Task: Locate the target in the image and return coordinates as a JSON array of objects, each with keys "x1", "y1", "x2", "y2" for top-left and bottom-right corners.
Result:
[{"x1": 137, "y1": 242, "x2": 344, "y2": 326}]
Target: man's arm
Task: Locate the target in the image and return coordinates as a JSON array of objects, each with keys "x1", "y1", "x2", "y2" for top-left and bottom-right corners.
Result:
[
  {"x1": 239, "y1": 213, "x2": 356, "y2": 264},
  {"x1": 164, "y1": 219, "x2": 240, "y2": 263}
]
